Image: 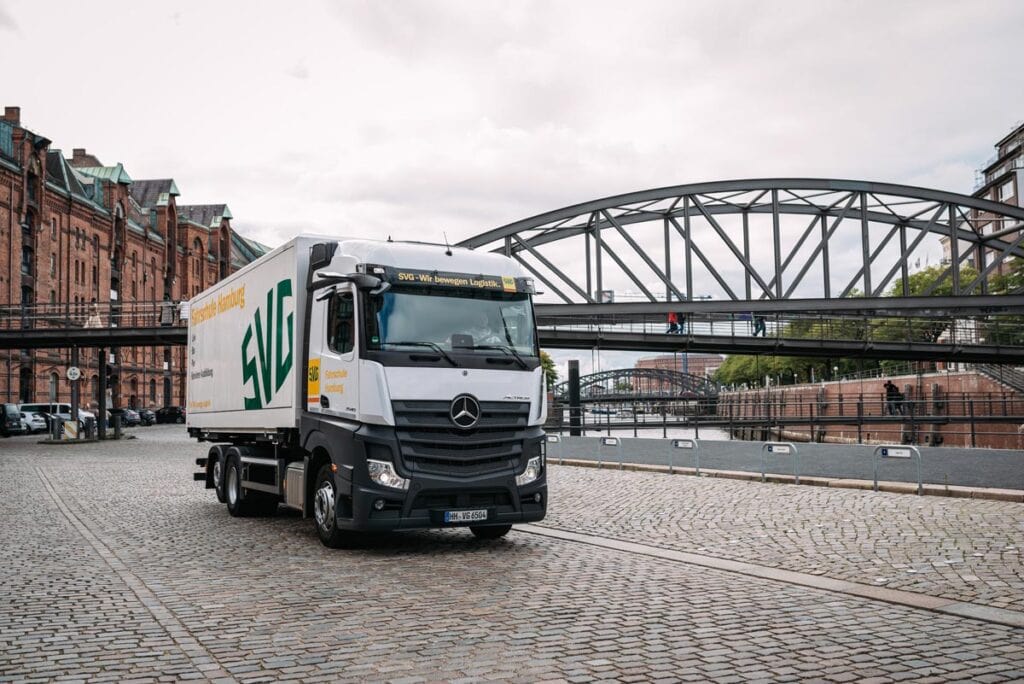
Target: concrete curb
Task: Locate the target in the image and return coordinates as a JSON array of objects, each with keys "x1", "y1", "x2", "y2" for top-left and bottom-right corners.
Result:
[{"x1": 552, "y1": 458, "x2": 1024, "y2": 503}]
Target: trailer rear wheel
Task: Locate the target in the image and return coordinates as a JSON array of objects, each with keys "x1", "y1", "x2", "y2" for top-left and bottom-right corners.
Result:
[
  {"x1": 211, "y1": 452, "x2": 226, "y2": 503},
  {"x1": 470, "y1": 524, "x2": 512, "y2": 540},
  {"x1": 313, "y1": 464, "x2": 357, "y2": 548},
  {"x1": 225, "y1": 455, "x2": 254, "y2": 517}
]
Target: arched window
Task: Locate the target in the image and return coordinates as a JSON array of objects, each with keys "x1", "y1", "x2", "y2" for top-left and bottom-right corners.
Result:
[
  {"x1": 149, "y1": 378, "x2": 156, "y2": 403},
  {"x1": 18, "y1": 367, "x2": 32, "y2": 403},
  {"x1": 48, "y1": 372, "x2": 59, "y2": 402}
]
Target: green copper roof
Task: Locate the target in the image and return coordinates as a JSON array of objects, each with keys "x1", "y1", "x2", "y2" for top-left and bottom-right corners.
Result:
[{"x1": 77, "y1": 162, "x2": 133, "y2": 185}]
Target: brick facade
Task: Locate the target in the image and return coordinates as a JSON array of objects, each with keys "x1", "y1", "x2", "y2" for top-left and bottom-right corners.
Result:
[
  {"x1": 0, "y1": 106, "x2": 266, "y2": 410},
  {"x1": 635, "y1": 353, "x2": 724, "y2": 380}
]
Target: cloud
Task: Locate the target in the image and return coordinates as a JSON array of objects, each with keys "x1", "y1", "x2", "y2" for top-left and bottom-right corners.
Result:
[
  {"x1": 0, "y1": 1, "x2": 17, "y2": 32},
  {"x1": 286, "y1": 61, "x2": 309, "y2": 80}
]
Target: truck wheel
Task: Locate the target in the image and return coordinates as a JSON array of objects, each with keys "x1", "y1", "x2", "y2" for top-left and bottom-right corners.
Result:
[
  {"x1": 211, "y1": 453, "x2": 227, "y2": 503},
  {"x1": 470, "y1": 524, "x2": 512, "y2": 540},
  {"x1": 313, "y1": 464, "x2": 356, "y2": 548},
  {"x1": 225, "y1": 455, "x2": 250, "y2": 517}
]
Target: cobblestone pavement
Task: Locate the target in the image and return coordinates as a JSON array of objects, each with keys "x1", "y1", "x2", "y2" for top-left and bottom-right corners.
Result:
[
  {"x1": 543, "y1": 466, "x2": 1024, "y2": 613},
  {"x1": 0, "y1": 427, "x2": 1022, "y2": 682}
]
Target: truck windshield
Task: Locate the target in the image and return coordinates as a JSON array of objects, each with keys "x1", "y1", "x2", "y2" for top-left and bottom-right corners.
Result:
[{"x1": 366, "y1": 288, "x2": 537, "y2": 357}]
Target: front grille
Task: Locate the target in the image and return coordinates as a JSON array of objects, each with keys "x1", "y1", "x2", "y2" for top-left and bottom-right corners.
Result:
[
  {"x1": 392, "y1": 400, "x2": 530, "y2": 477},
  {"x1": 413, "y1": 491, "x2": 513, "y2": 509}
]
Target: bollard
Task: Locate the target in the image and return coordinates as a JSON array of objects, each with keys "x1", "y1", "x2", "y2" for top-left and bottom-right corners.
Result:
[
  {"x1": 671, "y1": 438, "x2": 699, "y2": 476},
  {"x1": 113, "y1": 414, "x2": 122, "y2": 440},
  {"x1": 599, "y1": 436, "x2": 621, "y2": 469},
  {"x1": 761, "y1": 442, "x2": 799, "y2": 485},
  {"x1": 547, "y1": 434, "x2": 563, "y2": 466},
  {"x1": 872, "y1": 444, "x2": 922, "y2": 495}
]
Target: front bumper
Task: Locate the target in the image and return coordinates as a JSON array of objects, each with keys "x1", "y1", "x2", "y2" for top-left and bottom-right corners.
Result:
[{"x1": 336, "y1": 425, "x2": 547, "y2": 532}]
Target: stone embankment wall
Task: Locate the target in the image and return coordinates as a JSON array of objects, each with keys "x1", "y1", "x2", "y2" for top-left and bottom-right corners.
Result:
[{"x1": 717, "y1": 371, "x2": 1024, "y2": 449}]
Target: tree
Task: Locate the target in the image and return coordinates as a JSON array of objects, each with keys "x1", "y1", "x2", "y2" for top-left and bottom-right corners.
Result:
[
  {"x1": 540, "y1": 350, "x2": 558, "y2": 390},
  {"x1": 871, "y1": 264, "x2": 979, "y2": 343},
  {"x1": 983, "y1": 258, "x2": 1024, "y2": 345}
]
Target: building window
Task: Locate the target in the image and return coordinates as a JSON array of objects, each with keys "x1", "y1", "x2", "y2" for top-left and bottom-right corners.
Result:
[
  {"x1": 49, "y1": 290, "x2": 55, "y2": 304},
  {"x1": 49, "y1": 253, "x2": 56, "y2": 277},
  {"x1": 92, "y1": 265, "x2": 97, "y2": 285},
  {"x1": 50, "y1": 218, "x2": 57, "y2": 239},
  {"x1": 21, "y1": 247, "x2": 33, "y2": 275},
  {"x1": 49, "y1": 372, "x2": 58, "y2": 402},
  {"x1": 999, "y1": 180, "x2": 1015, "y2": 202},
  {"x1": 93, "y1": 235, "x2": 99, "y2": 252},
  {"x1": 150, "y1": 378, "x2": 156, "y2": 403}
]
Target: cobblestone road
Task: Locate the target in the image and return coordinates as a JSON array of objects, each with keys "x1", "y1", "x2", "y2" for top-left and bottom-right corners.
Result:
[{"x1": 1, "y1": 427, "x2": 1022, "y2": 682}]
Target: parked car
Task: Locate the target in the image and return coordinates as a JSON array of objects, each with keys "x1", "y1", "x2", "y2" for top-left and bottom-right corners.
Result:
[
  {"x1": 109, "y1": 408, "x2": 141, "y2": 427},
  {"x1": 155, "y1": 406, "x2": 186, "y2": 424},
  {"x1": 20, "y1": 403, "x2": 95, "y2": 426},
  {"x1": 138, "y1": 408, "x2": 156, "y2": 426},
  {"x1": 1, "y1": 403, "x2": 27, "y2": 437},
  {"x1": 21, "y1": 412, "x2": 48, "y2": 434},
  {"x1": 37, "y1": 412, "x2": 87, "y2": 435}
]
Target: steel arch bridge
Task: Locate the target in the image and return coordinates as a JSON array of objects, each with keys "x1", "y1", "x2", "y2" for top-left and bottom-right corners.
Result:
[
  {"x1": 552, "y1": 368, "x2": 718, "y2": 403},
  {"x1": 460, "y1": 179, "x2": 1024, "y2": 312}
]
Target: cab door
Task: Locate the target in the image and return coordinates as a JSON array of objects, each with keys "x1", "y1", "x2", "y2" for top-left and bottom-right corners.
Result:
[{"x1": 307, "y1": 285, "x2": 359, "y2": 419}]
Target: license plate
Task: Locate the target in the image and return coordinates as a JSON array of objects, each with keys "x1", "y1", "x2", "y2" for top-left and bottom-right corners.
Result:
[{"x1": 444, "y1": 509, "x2": 488, "y2": 523}]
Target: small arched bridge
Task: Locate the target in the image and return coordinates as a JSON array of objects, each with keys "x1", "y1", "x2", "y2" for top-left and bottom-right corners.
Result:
[{"x1": 552, "y1": 368, "x2": 718, "y2": 403}]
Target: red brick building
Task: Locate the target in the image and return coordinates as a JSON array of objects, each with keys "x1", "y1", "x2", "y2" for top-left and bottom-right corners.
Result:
[
  {"x1": 943, "y1": 121, "x2": 1024, "y2": 272},
  {"x1": 0, "y1": 106, "x2": 267, "y2": 409},
  {"x1": 635, "y1": 353, "x2": 724, "y2": 382}
]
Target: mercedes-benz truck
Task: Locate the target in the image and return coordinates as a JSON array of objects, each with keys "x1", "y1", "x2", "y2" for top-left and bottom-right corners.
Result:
[{"x1": 188, "y1": 236, "x2": 547, "y2": 546}]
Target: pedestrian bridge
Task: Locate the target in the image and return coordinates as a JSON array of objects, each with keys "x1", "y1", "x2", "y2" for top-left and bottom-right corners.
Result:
[{"x1": 4, "y1": 179, "x2": 1024, "y2": 363}]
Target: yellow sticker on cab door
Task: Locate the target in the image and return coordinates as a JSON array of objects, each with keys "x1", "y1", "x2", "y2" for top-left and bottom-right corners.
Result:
[
  {"x1": 307, "y1": 358, "x2": 321, "y2": 403},
  {"x1": 502, "y1": 276, "x2": 516, "y2": 292}
]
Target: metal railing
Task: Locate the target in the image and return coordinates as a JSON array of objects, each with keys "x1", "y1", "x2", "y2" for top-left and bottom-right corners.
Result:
[
  {"x1": 0, "y1": 300, "x2": 186, "y2": 331},
  {"x1": 539, "y1": 310, "x2": 1024, "y2": 348}
]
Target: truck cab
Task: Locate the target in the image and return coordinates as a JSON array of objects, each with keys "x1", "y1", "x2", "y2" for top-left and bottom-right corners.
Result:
[{"x1": 189, "y1": 236, "x2": 547, "y2": 547}]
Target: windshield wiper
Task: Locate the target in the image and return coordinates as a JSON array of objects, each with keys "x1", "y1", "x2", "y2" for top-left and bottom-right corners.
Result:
[
  {"x1": 384, "y1": 341, "x2": 459, "y2": 367},
  {"x1": 472, "y1": 344, "x2": 529, "y2": 370}
]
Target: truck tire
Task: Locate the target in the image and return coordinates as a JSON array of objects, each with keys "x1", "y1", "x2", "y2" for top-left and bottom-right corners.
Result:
[
  {"x1": 470, "y1": 524, "x2": 512, "y2": 540},
  {"x1": 224, "y1": 454, "x2": 250, "y2": 517},
  {"x1": 209, "y1": 447, "x2": 227, "y2": 503},
  {"x1": 225, "y1": 452, "x2": 278, "y2": 516},
  {"x1": 313, "y1": 464, "x2": 357, "y2": 548}
]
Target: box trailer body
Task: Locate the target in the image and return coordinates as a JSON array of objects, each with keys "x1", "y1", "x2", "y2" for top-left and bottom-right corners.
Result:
[{"x1": 189, "y1": 235, "x2": 547, "y2": 546}]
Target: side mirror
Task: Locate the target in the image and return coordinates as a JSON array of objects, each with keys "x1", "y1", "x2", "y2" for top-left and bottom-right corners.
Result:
[{"x1": 309, "y1": 271, "x2": 384, "y2": 292}]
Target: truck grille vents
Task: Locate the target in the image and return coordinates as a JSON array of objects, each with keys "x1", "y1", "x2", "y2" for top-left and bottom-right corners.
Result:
[{"x1": 391, "y1": 400, "x2": 530, "y2": 477}]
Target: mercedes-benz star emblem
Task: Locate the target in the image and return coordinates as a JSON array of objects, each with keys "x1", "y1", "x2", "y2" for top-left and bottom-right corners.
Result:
[{"x1": 450, "y1": 394, "x2": 481, "y2": 429}]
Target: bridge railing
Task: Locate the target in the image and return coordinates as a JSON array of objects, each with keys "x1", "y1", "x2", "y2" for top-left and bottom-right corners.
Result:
[
  {"x1": 539, "y1": 310, "x2": 1024, "y2": 347},
  {"x1": 717, "y1": 390, "x2": 1024, "y2": 422},
  {"x1": 0, "y1": 300, "x2": 186, "y2": 331},
  {"x1": 550, "y1": 390, "x2": 1024, "y2": 447}
]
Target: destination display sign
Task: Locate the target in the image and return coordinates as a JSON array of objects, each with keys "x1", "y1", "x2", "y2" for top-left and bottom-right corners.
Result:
[{"x1": 378, "y1": 266, "x2": 534, "y2": 294}]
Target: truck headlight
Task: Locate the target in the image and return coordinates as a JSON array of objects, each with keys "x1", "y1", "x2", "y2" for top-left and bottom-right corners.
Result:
[
  {"x1": 516, "y1": 456, "x2": 543, "y2": 486},
  {"x1": 367, "y1": 460, "x2": 410, "y2": 490}
]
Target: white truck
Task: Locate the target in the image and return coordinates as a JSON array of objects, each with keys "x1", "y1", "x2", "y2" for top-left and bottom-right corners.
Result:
[{"x1": 189, "y1": 235, "x2": 547, "y2": 546}]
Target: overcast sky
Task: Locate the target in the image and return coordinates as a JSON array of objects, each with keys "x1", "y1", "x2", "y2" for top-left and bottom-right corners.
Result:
[{"x1": 3, "y1": 0, "x2": 1023, "y2": 376}]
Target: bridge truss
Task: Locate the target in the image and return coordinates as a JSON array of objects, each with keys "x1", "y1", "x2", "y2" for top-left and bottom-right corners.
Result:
[{"x1": 460, "y1": 179, "x2": 1024, "y2": 309}]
